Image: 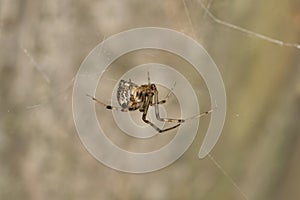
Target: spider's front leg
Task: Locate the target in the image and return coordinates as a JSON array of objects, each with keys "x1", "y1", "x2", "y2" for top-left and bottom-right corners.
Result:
[
  {"x1": 152, "y1": 90, "x2": 185, "y2": 124},
  {"x1": 86, "y1": 94, "x2": 129, "y2": 112},
  {"x1": 142, "y1": 93, "x2": 181, "y2": 133},
  {"x1": 152, "y1": 90, "x2": 212, "y2": 124},
  {"x1": 150, "y1": 82, "x2": 176, "y2": 106}
]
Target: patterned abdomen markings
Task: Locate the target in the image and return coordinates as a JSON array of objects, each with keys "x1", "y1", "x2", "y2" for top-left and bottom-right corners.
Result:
[{"x1": 117, "y1": 80, "x2": 138, "y2": 109}]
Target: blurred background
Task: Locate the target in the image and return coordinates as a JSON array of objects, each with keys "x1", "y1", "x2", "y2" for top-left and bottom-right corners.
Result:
[{"x1": 1, "y1": 0, "x2": 300, "y2": 199}]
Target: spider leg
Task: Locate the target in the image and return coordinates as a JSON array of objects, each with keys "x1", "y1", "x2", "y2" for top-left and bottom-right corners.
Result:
[
  {"x1": 163, "y1": 81, "x2": 176, "y2": 102},
  {"x1": 150, "y1": 81, "x2": 176, "y2": 105},
  {"x1": 147, "y1": 71, "x2": 150, "y2": 85},
  {"x1": 151, "y1": 99, "x2": 166, "y2": 105},
  {"x1": 153, "y1": 90, "x2": 212, "y2": 123},
  {"x1": 184, "y1": 109, "x2": 213, "y2": 120},
  {"x1": 142, "y1": 93, "x2": 182, "y2": 133},
  {"x1": 86, "y1": 94, "x2": 129, "y2": 112},
  {"x1": 142, "y1": 114, "x2": 180, "y2": 133}
]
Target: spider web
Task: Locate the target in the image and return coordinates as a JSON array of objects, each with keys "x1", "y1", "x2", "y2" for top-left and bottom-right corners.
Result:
[
  {"x1": 21, "y1": 0, "x2": 300, "y2": 111},
  {"x1": 182, "y1": 1, "x2": 298, "y2": 200},
  {"x1": 199, "y1": 1, "x2": 299, "y2": 48},
  {"x1": 1, "y1": 0, "x2": 299, "y2": 199}
]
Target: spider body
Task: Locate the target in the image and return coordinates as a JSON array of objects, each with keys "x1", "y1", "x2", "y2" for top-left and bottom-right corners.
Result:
[
  {"x1": 117, "y1": 80, "x2": 158, "y2": 113},
  {"x1": 88, "y1": 76, "x2": 212, "y2": 133}
]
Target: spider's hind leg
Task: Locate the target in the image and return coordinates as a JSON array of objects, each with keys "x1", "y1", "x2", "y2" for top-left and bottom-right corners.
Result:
[{"x1": 86, "y1": 94, "x2": 129, "y2": 112}]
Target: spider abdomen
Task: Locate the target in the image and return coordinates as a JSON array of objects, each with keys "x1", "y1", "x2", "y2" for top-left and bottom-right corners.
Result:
[{"x1": 117, "y1": 80, "x2": 138, "y2": 109}]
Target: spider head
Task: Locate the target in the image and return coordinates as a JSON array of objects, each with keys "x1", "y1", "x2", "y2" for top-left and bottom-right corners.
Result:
[{"x1": 150, "y1": 83, "x2": 157, "y2": 91}]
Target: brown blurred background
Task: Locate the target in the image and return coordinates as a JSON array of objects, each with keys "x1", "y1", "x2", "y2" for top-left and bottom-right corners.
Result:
[{"x1": 1, "y1": 0, "x2": 300, "y2": 199}]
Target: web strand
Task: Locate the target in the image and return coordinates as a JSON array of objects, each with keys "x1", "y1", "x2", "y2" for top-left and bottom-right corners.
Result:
[
  {"x1": 208, "y1": 154, "x2": 249, "y2": 200},
  {"x1": 22, "y1": 46, "x2": 51, "y2": 83},
  {"x1": 198, "y1": 0, "x2": 300, "y2": 49},
  {"x1": 182, "y1": 1, "x2": 249, "y2": 199},
  {"x1": 182, "y1": 0, "x2": 197, "y2": 37}
]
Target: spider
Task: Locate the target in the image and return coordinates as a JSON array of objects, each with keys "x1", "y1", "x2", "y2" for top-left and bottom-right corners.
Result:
[{"x1": 87, "y1": 73, "x2": 212, "y2": 133}]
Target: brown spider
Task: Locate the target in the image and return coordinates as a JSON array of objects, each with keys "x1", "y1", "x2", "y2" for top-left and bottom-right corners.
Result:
[{"x1": 87, "y1": 74, "x2": 212, "y2": 133}]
